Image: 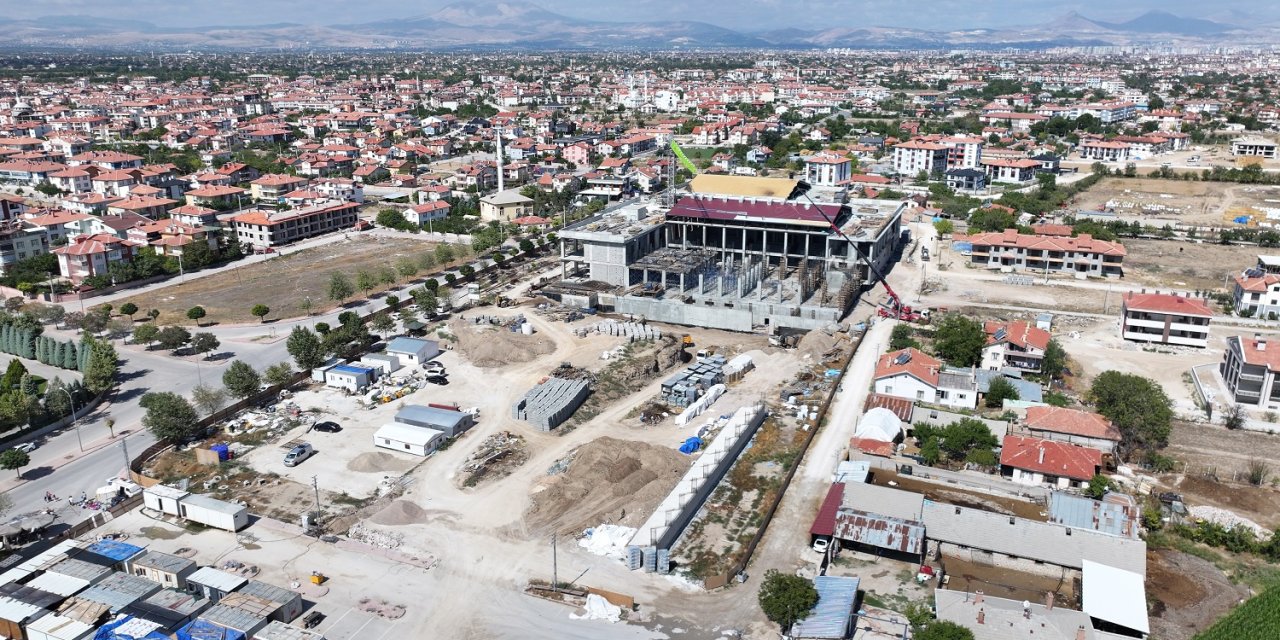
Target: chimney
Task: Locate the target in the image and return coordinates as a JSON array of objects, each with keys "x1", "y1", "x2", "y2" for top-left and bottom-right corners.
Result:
[
  {"x1": 977, "y1": 609, "x2": 985, "y2": 625},
  {"x1": 1045, "y1": 592, "x2": 1055, "y2": 611},
  {"x1": 1038, "y1": 447, "x2": 1045, "y2": 464}
]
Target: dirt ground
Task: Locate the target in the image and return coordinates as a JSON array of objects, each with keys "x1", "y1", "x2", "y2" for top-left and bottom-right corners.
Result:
[
  {"x1": 1147, "y1": 548, "x2": 1251, "y2": 640},
  {"x1": 940, "y1": 556, "x2": 1076, "y2": 606},
  {"x1": 450, "y1": 317, "x2": 559, "y2": 368},
  {"x1": 1072, "y1": 177, "x2": 1280, "y2": 229},
  {"x1": 1166, "y1": 420, "x2": 1280, "y2": 490},
  {"x1": 524, "y1": 436, "x2": 689, "y2": 535},
  {"x1": 1161, "y1": 473, "x2": 1280, "y2": 530},
  {"x1": 1121, "y1": 238, "x2": 1258, "y2": 290},
  {"x1": 121, "y1": 235, "x2": 435, "y2": 324}
]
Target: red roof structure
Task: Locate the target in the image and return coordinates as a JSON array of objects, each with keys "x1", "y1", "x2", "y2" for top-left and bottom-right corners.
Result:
[{"x1": 1000, "y1": 434, "x2": 1102, "y2": 481}]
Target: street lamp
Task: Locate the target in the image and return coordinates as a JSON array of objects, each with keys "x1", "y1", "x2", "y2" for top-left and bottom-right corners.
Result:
[{"x1": 61, "y1": 387, "x2": 83, "y2": 453}]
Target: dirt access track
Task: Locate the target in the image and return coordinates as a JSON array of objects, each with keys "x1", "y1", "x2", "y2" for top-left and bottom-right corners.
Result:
[
  {"x1": 121, "y1": 235, "x2": 435, "y2": 324},
  {"x1": 1072, "y1": 177, "x2": 1280, "y2": 229}
]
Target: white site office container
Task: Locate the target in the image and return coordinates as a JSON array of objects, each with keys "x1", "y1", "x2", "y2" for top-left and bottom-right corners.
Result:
[{"x1": 179, "y1": 494, "x2": 249, "y2": 532}]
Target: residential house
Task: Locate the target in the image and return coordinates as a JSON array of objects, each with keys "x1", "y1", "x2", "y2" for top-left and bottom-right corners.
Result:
[
  {"x1": 892, "y1": 141, "x2": 949, "y2": 178},
  {"x1": 1000, "y1": 434, "x2": 1102, "y2": 490},
  {"x1": 403, "y1": 200, "x2": 450, "y2": 226},
  {"x1": 1233, "y1": 272, "x2": 1280, "y2": 318},
  {"x1": 1079, "y1": 140, "x2": 1131, "y2": 163},
  {"x1": 478, "y1": 189, "x2": 534, "y2": 222},
  {"x1": 1231, "y1": 137, "x2": 1277, "y2": 159},
  {"x1": 167, "y1": 204, "x2": 221, "y2": 229},
  {"x1": 52, "y1": 233, "x2": 142, "y2": 283},
  {"x1": 944, "y1": 168, "x2": 985, "y2": 192},
  {"x1": 249, "y1": 174, "x2": 308, "y2": 202},
  {"x1": 963, "y1": 230, "x2": 1125, "y2": 277},
  {"x1": 981, "y1": 320, "x2": 1051, "y2": 372},
  {"x1": 981, "y1": 158, "x2": 1040, "y2": 183},
  {"x1": 1021, "y1": 406, "x2": 1121, "y2": 455},
  {"x1": 872, "y1": 348, "x2": 978, "y2": 410},
  {"x1": 0, "y1": 220, "x2": 49, "y2": 274},
  {"x1": 803, "y1": 152, "x2": 851, "y2": 187},
  {"x1": 127, "y1": 220, "x2": 216, "y2": 257},
  {"x1": 1220, "y1": 334, "x2": 1280, "y2": 409},
  {"x1": 1120, "y1": 292, "x2": 1212, "y2": 348},
  {"x1": 185, "y1": 185, "x2": 246, "y2": 209}
]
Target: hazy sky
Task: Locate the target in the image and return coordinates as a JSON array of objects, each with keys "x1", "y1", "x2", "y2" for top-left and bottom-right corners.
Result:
[{"x1": 4, "y1": 0, "x2": 1275, "y2": 30}]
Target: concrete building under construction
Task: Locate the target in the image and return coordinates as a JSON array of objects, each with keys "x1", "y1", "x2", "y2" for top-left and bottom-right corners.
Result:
[{"x1": 554, "y1": 175, "x2": 906, "y2": 331}]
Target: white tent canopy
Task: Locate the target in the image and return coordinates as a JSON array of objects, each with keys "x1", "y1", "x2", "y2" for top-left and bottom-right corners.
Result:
[
  {"x1": 855, "y1": 407, "x2": 903, "y2": 442},
  {"x1": 1082, "y1": 559, "x2": 1150, "y2": 635}
]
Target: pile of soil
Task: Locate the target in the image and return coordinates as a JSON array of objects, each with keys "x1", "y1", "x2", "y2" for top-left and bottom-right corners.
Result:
[
  {"x1": 524, "y1": 436, "x2": 689, "y2": 534},
  {"x1": 1147, "y1": 549, "x2": 1250, "y2": 640},
  {"x1": 451, "y1": 320, "x2": 557, "y2": 368},
  {"x1": 368, "y1": 500, "x2": 430, "y2": 526},
  {"x1": 796, "y1": 328, "x2": 845, "y2": 360},
  {"x1": 347, "y1": 452, "x2": 414, "y2": 474}
]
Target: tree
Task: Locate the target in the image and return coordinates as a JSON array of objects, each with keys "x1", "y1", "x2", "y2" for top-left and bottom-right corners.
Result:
[
  {"x1": 0, "y1": 360, "x2": 26, "y2": 391},
  {"x1": 328, "y1": 273, "x2": 354, "y2": 303},
  {"x1": 356, "y1": 270, "x2": 377, "y2": 296},
  {"x1": 222, "y1": 360, "x2": 261, "y2": 400},
  {"x1": 914, "y1": 621, "x2": 975, "y2": 640},
  {"x1": 459, "y1": 264, "x2": 475, "y2": 278},
  {"x1": 190, "y1": 332, "x2": 220, "y2": 358},
  {"x1": 287, "y1": 326, "x2": 326, "y2": 371},
  {"x1": 140, "y1": 392, "x2": 200, "y2": 443},
  {"x1": 985, "y1": 376, "x2": 1020, "y2": 408},
  {"x1": 1088, "y1": 371, "x2": 1173, "y2": 458},
  {"x1": 250, "y1": 304, "x2": 271, "y2": 323},
  {"x1": 133, "y1": 323, "x2": 159, "y2": 348},
  {"x1": 190, "y1": 384, "x2": 227, "y2": 416},
  {"x1": 933, "y1": 219, "x2": 954, "y2": 236},
  {"x1": 435, "y1": 243, "x2": 455, "y2": 263},
  {"x1": 1041, "y1": 339, "x2": 1066, "y2": 380},
  {"x1": 156, "y1": 325, "x2": 191, "y2": 351},
  {"x1": 0, "y1": 448, "x2": 30, "y2": 478},
  {"x1": 416, "y1": 252, "x2": 436, "y2": 271},
  {"x1": 186, "y1": 306, "x2": 207, "y2": 326},
  {"x1": 916, "y1": 419, "x2": 999, "y2": 464},
  {"x1": 757, "y1": 569, "x2": 819, "y2": 633},
  {"x1": 384, "y1": 294, "x2": 400, "y2": 309},
  {"x1": 119, "y1": 302, "x2": 138, "y2": 320},
  {"x1": 933, "y1": 314, "x2": 986, "y2": 367},
  {"x1": 1085, "y1": 473, "x2": 1111, "y2": 499},
  {"x1": 147, "y1": 309, "x2": 160, "y2": 322},
  {"x1": 377, "y1": 266, "x2": 397, "y2": 286},
  {"x1": 414, "y1": 288, "x2": 438, "y2": 316},
  {"x1": 264, "y1": 362, "x2": 294, "y2": 387},
  {"x1": 519, "y1": 238, "x2": 535, "y2": 253},
  {"x1": 371, "y1": 314, "x2": 395, "y2": 335},
  {"x1": 1223, "y1": 403, "x2": 1247, "y2": 430},
  {"x1": 82, "y1": 337, "x2": 117, "y2": 394},
  {"x1": 299, "y1": 296, "x2": 314, "y2": 316},
  {"x1": 889, "y1": 324, "x2": 920, "y2": 351},
  {"x1": 396, "y1": 258, "x2": 419, "y2": 279}
]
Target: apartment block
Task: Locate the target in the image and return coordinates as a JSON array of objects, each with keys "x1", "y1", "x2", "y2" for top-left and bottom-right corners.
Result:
[
  {"x1": 964, "y1": 229, "x2": 1125, "y2": 277},
  {"x1": 1120, "y1": 292, "x2": 1212, "y2": 348},
  {"x1": 1220, "y1": 334, "x2": 1280, "y2": 408},
  {"x1": 230, "y1": 200, "x2": 359, "y2": 248}
]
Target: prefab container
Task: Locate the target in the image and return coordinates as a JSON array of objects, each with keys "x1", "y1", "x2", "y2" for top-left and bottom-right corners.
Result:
[
  {"x1": 143, "y1": 485, "x2": 189, "y2": 517},
  {"x1": 239, "y1": 580, "x2": 302, "y2": 623},
  {"x1": 178, "y1": 494, "x2": 249, "y2": 532},
  {"x1": 186, "y1": 568, "x2": 245, "y2": 604},
  {"x1": 373, "y1": 423, "x2": 446, "y2": 457}
]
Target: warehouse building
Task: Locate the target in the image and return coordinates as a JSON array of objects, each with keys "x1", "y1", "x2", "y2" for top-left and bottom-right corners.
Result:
[{"x1": 394, "y1": 405, "x2": 473, "y2": 438}]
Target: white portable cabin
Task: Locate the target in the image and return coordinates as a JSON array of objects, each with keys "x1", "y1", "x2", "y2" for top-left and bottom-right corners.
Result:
[
  {"x1": 179, "y1": 494, "x2": 249, "y2": 532},
  {"x1": 142, "y1": 485, "x2": 188, "y2": 517},
  {"x1": 373, "y1": 423, "x2": 446, "y2": 457}
]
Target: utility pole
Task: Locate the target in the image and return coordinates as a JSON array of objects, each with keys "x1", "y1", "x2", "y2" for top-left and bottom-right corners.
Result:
[
  {"x1": 311, "y1": 475, "x2": 321, "y2": 518},
  {"x1": 551, "y1": 533, "x2": 558, "y2": 593},
  {"x1": 120, "y1": 435, "x2": 131, "y2": 481}
]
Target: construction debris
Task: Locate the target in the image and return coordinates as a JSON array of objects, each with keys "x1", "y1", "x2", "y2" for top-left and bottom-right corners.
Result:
[{"x1": 459, "y1": 431, "x2": 528, "y2": 488}]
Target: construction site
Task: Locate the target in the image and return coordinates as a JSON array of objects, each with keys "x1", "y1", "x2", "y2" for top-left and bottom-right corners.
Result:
[{"x1": 555, "y1": 175, "x2": 906, "y2": 332}]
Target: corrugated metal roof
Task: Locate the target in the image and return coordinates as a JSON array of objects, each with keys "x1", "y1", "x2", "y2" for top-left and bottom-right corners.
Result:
[
  {"x1": 386, "y1": 336, "x2": 436, "y2": 354},
  {"x1": 130, "y1": 588, "x2": 209, "y2": 619},
  {"x1": 177, "y1": 618, "x2": 247, "y2": 640},
  {"x1": 187, "y1": 567, "x2": 245, "y2": 593},
  {"x1": 22, "y1": 612, "x2": 93, "y2": 638},
  {"x1": 833, "y1": 508, "x2": 925, "y2": 555},
  {"x1": 47, "y1": 557, "x2": 113, "y2": 582},
  {"x1": 1048, "y1": 492, "x2": 1138, "y2": 539},
  {"x1": 25, "y1": 571, "x2": 90, "y2": 597},
  {"x1": 0, "y1": 583, "x2": 62, "y2": 609},
  {"x1": 252, "y1": 620, "x2": 325, "y2": 640},
  {"x1": 131, "y1": 551, "x2": 195, "y2": 575},
  {"x1": 201, "y1": 598, "x2": 270, "y2": 632},
  {"x1": 78, "y1": 572, "x2": 161, "y2": 612},
  {"x1": 809, "y1": 483, "x2": 844, "y2": 537},
  {"x1": 790, "y1": 576, "x2": 860, "y2": 639},
  {"x1": 395, "y1": 405, "x2": 467, "y2": 428},
  {"x1": 0, "y1": 595, "x2": 45, "y2": 622},
  {"x1": 239, "y1": 580, "x2": 299, "y2": 607}
]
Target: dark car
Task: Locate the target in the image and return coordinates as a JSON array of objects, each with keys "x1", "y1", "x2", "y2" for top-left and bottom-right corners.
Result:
[
  {"x1": 303, "y1": 611, "x2": 325, "y2": 629},
  {"x1": 425, "y1": 374, "x2": 449, "y2": 386},
  {"x1": 312, "y1": 421, "x2": 342, "y2": 433}
]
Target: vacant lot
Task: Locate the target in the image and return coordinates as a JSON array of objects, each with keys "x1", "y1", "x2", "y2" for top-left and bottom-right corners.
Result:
[
  {"x1": 1122, "y1": 238, "x2": 1258, "y2": 290},
  {"x1": 121, "y1": 236, "x2": 436, "y2": 324},
  {"x1": 1074, "y1": 177, "x2": 1280, "y2": 228}
]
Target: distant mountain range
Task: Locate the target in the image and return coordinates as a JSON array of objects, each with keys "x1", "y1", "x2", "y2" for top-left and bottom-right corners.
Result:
[{"x1": 0, "y1": 3, "x2": 1268, "y2": 50}]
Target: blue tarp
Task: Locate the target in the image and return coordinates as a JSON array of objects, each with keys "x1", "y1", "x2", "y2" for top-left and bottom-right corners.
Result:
[
  {"x1": 176, "y1": 619, "x2": 246, "y2": 640},
  {"x1": 678, "y1": 437, "x2": 703, "y2": 454},
  {"x1": 1235, "y1": 216, "x2": 1252, "y2": 224},
  {"x1": 84, "y1": 539, "x2": 144, "y2": 564}
]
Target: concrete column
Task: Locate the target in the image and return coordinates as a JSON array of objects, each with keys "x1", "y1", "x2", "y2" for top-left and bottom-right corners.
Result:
[{"x1": 680, "y1": 272, "x2": 685, "y2": 292}]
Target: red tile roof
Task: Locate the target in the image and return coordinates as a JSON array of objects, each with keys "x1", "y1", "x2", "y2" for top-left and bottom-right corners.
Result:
[
  {"x1": 1000, "y1": 434, "x2": 1101, "y2": 481},
  {"x1": 1232, "y1": 335, "x2": 1280, "y2": 371},
  {"x1": 1122, "y1": 292, "x2": 1213, "y2": 317},
  {"x1": 1024, "y1": 406, "x2": 1120, "y2": 441},
  {"x1": 850, "y1": 438, "x2": 895, "y2": 457},
  {"x1": 1236, "y1": 274, "x2": 1280, "y2": 292},
  {"x1": 873, "y1": 347, "x2": 941, "y2": 387},
  {"x1": 965, "y1": 230, "x2": 1127, "y2": 257},
  {"x1": 983, "y1": 320, "x2": 1050, "y2": 351}
]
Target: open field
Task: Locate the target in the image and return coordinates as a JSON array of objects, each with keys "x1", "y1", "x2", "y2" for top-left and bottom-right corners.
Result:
[
  {"x1": 119, "y1": 236, "x2": 439, "y2": 324},
  {"x1": 1072, "y1": 177, "x2": 1280, "y2": 229},
  {"x1": 1121, "y1": 238, "x2": 1259, "y2": 290},
  {"x1": 1146, "y1": 548, "x2": 1252, "y2": 640}
]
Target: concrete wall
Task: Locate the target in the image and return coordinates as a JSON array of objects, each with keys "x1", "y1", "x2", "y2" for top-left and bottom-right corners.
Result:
[
  {"x1": 607, "y1": 295, "x2": 840, "y2": 332},
  {"x1": 936, "y1": 541, "x2": 1078, "y2": 579}
]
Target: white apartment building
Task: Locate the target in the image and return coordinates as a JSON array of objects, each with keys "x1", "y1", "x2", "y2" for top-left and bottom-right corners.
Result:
[
  {"x1": 940, "y1": 136, "x2": 983, "y2": 170},
  {"x1": 1119, "y1": 292, "x2": 1212, "y2": 349},
  {"x1": 1234, "y1": 273, "x2": 1280, "y2": 318},
  {"x1": 1220, "y1": 334, "x2": 1280, "y2": 408},
  {"x1": 892, "y1": 141, "x2": 949, "y2": 178},
  {"x1": 803, "y1": 153, "x2": 852, "y2": 187},
  {"x1": 965, "y1": 230, "x2": 1126, "y2": 278},
  {"x1": 1232, "y1": 137, "x2": 1278, "y2": 159}
]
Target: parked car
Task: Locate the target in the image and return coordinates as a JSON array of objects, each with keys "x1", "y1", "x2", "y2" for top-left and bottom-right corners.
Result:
[
  {"x1": 423, "y1": 361, "x2": 446, "y2": 376},
  {"x1": 812, "y1": 537, "x2": 830, "y2": 554},
  {"x1": 303, "y1": 611, "x2": 325, "y2": 629},
  {"x1": 284, "y1": 443, "x2": 315, "y2": 467},
  {"x1": 921, "y1": 247, "x2": 930, "y2": 262},
  {"x1": 312, "y1": 421, "x2": 342, "y2": 433},
  {"x1": 13, "y1": 442, "x2": 36, "y2": 454},
  {"x1": 425, "y1": 374, "x2": 449, "y2": 386}
]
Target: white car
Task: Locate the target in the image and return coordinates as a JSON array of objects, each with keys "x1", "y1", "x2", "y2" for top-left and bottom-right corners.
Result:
[
  {"x1": 13, "y1": 442, "x2": 36, "y2": 454},
  {"x1": 812, "y1": 537, "x2": 830, "y2": 554}
]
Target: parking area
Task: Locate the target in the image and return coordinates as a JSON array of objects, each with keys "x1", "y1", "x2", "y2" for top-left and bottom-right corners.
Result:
[{"x1": 315, "y1": 608, "x2": 400, "y2": 640}]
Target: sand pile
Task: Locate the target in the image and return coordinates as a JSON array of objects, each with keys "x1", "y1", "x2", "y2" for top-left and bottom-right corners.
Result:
[
  {"x1": 524, "y1": 436, "x2": 688, "y2": 533},
  {"x1": 368, "y1": 500, "x2": 430, "y2": 526},
  {"x1": 451, "y1": 320, "x2": 556, "y2": 368},
  {"x1": 796, "y1": 327, "x2": 843, "y2": 359},
  {"x1": 347, "y1": 452, "x2": 413, "y2": 473}
]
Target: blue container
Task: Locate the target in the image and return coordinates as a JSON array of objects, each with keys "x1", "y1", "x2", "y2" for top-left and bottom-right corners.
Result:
[{"x1": 210, "y1": 444, "x2": 230, "y2": 461}]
